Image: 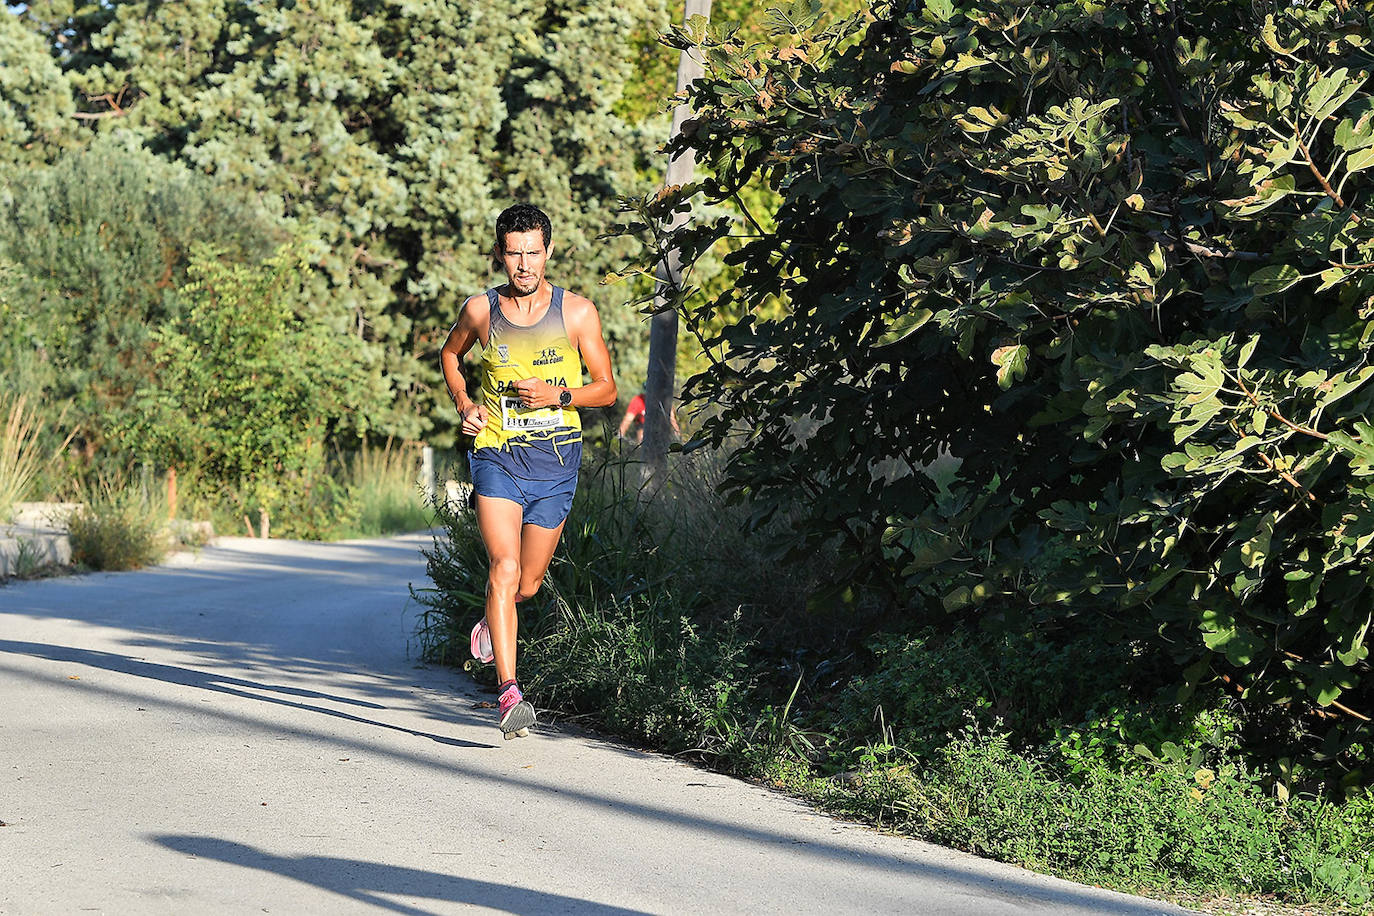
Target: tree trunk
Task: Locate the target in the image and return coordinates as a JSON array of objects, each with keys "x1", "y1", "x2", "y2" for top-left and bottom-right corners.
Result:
[{"x1": 643, "y1": 0, "x2": 712, "y2": 477}]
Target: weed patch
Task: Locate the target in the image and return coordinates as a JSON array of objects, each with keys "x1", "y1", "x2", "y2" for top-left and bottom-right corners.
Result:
[
  {"x1": 793, "y1": 729, "x2": 1374, "y2": 909},
  {"x1": 0, "y1": 536, "x2": 70, "y2": 581},
  {"x1": 66, "y1": 478, "x2": 168, "y2": 571},
  {"x1": 523, "y1": 595, "x2": 756, "y2": 755}
]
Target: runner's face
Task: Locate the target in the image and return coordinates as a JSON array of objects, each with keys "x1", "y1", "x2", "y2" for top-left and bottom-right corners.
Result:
[{"x1": 499, "y1": 230, "x2": 551, "y2": 296}]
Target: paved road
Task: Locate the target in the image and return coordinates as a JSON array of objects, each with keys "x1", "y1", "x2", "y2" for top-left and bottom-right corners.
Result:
[{"x1": 0, "y1": 535, "x2": 1190, "y2": 915}]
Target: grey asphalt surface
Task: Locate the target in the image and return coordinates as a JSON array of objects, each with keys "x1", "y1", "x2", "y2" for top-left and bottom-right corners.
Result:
[{"x1": 0, "y1": 534, "x2": 1192, "y2": 915}]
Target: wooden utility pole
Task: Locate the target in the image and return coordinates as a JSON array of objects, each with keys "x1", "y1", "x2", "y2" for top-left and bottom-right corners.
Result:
[{"x1": 643, "y1": 0, "x2": 712, "y2": 476}]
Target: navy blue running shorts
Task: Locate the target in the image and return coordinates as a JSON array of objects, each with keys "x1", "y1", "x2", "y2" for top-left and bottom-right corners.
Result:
[{"x1": 468, "y1": 440, "x2": 581, "y2": 529}]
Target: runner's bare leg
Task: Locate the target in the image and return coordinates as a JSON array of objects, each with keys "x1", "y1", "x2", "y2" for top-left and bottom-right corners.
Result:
[
  {"x1": 476, "y1": 495, "x2": 524, "y2": 685},
  {"x1": 517, "y1": 520, "x2": 566, "y2": 603}
]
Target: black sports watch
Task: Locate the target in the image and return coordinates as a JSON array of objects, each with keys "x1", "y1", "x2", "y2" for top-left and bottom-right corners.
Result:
[{"x1": 558, "y1": 388, "x2": 573, "y2": 408}]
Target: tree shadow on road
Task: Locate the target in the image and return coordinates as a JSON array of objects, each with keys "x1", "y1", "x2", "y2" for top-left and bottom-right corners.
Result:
[
  {"x1": 0, "y1": 532, "x2": 467, "y2": 721},
  {"x1": 152, "y1": 835, "x2": 648, "y2": 916},
  {"x1": 0, "y1": 639, "x2": 494, "y2": 751},
  {"x1": 0, "y1": 638, "x2": 1184, "y2": 914},
  {"x1": 1, "y1": 538, "x2": 1189, "y2": 913}
]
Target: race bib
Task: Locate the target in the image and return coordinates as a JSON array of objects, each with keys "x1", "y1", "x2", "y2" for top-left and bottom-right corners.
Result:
[{"x1": 500, "y1": 396, "x2": 561, "y2": 432}]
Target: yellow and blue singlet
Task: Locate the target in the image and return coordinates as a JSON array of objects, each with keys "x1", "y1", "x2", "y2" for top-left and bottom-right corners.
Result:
[{"x1": 473, "y1": 286, "x2": 582, "y2": 465}]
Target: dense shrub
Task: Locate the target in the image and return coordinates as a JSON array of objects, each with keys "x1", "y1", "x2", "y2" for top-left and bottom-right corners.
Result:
[
  {"x1": 0, "y1": 135, "x2": 287, "y2": 462},
  {"x1": 617, "y1": 0, "x2": 1374, "y2": 778},
  {"x1": 123, "y1": 244, "x2": 382, "y2": 539}
]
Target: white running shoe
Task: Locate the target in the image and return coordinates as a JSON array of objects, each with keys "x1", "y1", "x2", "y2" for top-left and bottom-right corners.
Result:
[{"x1": 470, "y1": 618, "x2": 494, "y2": 664}]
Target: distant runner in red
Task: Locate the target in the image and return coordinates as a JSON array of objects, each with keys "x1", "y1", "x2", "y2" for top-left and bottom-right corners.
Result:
[
  {"x1": 440, "y1": 203, "x2": 618, "y2": 739},
  {"x1": 617, "y1": 390, "x2": 680, "y2": 444}
]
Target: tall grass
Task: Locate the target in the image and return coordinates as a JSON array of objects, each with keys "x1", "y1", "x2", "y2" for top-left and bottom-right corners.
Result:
[
  {"x1": 0, "y1": 395, "x2": 72, "y2": 521},
  {"x1": 413, "y1": 448, "x2": 831, "y2": 733},
  {"x1": 342, "y1": 440, "x2": 433, "y2": 537}
]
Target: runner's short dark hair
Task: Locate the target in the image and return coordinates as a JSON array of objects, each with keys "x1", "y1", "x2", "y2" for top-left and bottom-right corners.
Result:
[{"x1": 493, "y1": 204, "x2": 552, "y2": 271}]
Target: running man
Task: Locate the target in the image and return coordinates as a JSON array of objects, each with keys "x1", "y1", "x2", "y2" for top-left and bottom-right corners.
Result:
[
  {"x1": 440, "y1": 203, "x2": 618, "y2": 739},
  {"x1": 617, "y1": 390, "x2": 680, "y2": 444}
]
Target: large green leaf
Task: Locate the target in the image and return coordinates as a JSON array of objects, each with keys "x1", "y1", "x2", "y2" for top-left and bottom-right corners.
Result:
[{"x1": 1250, "y1": 263, "x2": 1304, "y2": 295}]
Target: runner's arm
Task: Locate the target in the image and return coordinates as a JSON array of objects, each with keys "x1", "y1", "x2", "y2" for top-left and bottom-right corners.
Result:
[
  {"x1": 514, "y1": 294, "x2": 617, "y2": 408},
  {"x1": 440, "y1": 296, "x2": 490, "y2": 426},
  {"x1": 564, "y1": 295, "x2": 617, "y2": 408}
]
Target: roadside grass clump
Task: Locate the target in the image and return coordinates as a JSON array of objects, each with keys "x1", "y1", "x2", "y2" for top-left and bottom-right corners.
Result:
[
  {"x1": 66, "y1": 476, "x2": 168, "y2": 571},
  {"x1": 523, "y1": 594, "x2": 756, "y2": 755},
  {"x1": 1, "y1": 394, "x2": 72, "y2": 521},
  {"x1": 0, "y1": 537, "x2": 70, "y2": 582},
  {"x1": 414, "y1": 449, "x2": 824, "y2": 757},
  {"x1": 341, "y1": 440, "x2": 433, "y2": 537}
]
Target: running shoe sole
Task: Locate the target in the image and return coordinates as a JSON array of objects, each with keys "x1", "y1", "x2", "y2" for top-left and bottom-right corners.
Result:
[
  {"x1": 470, "y1": 619, "x2": 494, "y2": 664},
  {"x1": 499, "y1": 700, "x2": 536, "y2": 739}
]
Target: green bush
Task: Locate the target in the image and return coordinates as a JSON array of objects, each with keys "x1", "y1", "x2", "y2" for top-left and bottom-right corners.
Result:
[
  {"x1": 827, "y1": 623, "x2": 1264, "y2": 783},
  {"x1": 263, "y1": 468, "x2": 363, "y2": 543},
  {"x1": 618, "y1": 0, "x2": 1374, "y2": 779},
  {"x1": 0, "y1": 135, "x2": 286, "y2": 463},
  {"x1": 66, "y1": 480, "x2": 167, "y2": 572},
  {"x1": 414, "y1": 454, "x2": 692, "y2": 666},
  {"x1": 125, "y1": 243, "x2": 384, "y2": 539}
]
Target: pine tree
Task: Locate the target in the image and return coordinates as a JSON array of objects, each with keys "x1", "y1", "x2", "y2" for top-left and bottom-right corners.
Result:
[
  {"x1": 6, "y1": 0, "x2": 668, "y2": 443},
  {"x1": 0, "y1": 10, "x2": 77, "y2": 170}
]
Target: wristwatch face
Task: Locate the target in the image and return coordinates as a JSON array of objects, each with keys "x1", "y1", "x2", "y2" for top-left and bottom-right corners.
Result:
[{"x1": 559, "y1": 389, "x2": 572, "y2": 407}]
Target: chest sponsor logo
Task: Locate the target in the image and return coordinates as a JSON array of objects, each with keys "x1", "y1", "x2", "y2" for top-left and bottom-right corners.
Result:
[
  {"x1": 532, "y1": 346, "x2": 563, "y2": 367},
  {"x1": 496, "y1": 344, "x2": 510, "y2": 364}
]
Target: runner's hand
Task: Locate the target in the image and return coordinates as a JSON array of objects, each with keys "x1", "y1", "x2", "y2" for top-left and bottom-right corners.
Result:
[
  {"x1": 460, "y1": 404, "x2": 488, "y2": 436},
  {"x1": 513, "y1": 378, "x2": 554, "y2": 408}
]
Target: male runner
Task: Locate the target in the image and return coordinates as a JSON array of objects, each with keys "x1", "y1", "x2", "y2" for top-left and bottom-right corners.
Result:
[{"x1": 440, "y1": 203, "x2": 617, "y2": 739}]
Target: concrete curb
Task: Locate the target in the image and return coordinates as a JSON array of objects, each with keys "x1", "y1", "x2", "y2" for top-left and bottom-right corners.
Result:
[{"x1": 0, "y1": 502, "x2": 77, "y2": 577}]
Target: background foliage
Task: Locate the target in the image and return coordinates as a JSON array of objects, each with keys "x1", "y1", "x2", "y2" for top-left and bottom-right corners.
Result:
[
  {"x1": 0, "y1": 135, "x2": 288, "y2": 457},
  {"x1": 5, "y1": 0, "x2": 673, "y2": 443},
  {"x1": 125, "y1": 243, "x2": 381, "y2": 537},
  {"x1": 618, "y1": 0, "x2": 1374, "y2": 782}
]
